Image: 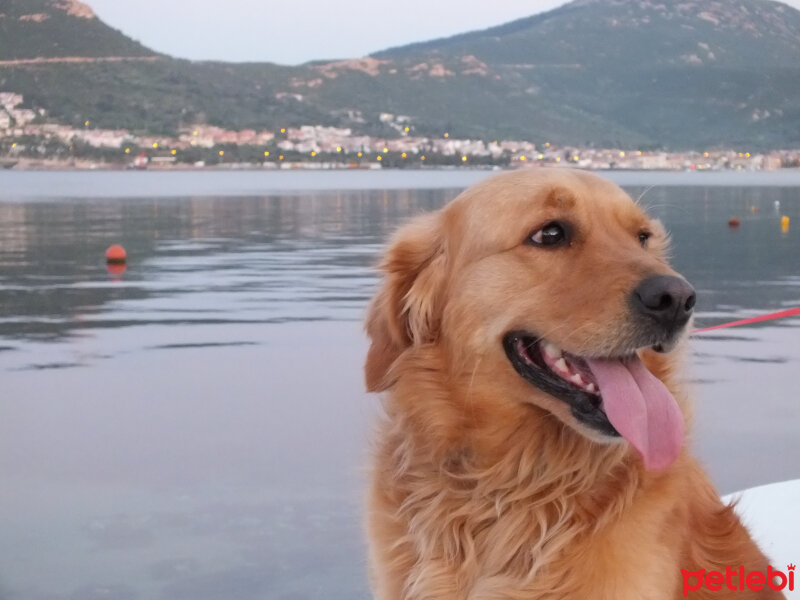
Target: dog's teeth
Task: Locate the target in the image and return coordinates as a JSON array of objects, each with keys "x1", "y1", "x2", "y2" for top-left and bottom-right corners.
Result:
[
  {"x1": 570, "y1": 373, "x2": 584, "y2": 386},
  {"x1": 554, "y1": 358, "x2": 569, "y2": 373},
  {"x1": 586, "y1": 383, "x2": 597, "y2": 394},
  {"x1": 542, "y1": 342, "x2": 562, "y2": 360}
]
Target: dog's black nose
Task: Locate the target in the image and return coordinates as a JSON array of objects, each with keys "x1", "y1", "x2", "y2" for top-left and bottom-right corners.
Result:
[{"x1": 633, "y1": 275, "x2": 696, "y2": 330}]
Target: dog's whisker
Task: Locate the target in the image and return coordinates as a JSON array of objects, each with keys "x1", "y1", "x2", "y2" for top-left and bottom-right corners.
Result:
[
  {"x1": 635, "y1": 185, "x2": 657, "y2": 206},
  {"x1": 465, "y1": 355, "x2": 484, "y2": 421}
]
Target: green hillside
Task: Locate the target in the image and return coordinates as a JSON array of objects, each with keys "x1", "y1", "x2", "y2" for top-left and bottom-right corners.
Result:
[
  {"x1": 376, "y1": 0, "x2": 800, "y2": 69},
  {"x1": 2, "y1": 0, "x2": 800, "y2": 148},
  {"x1": 0, "y1": 60, "x2": 328, "y2": 134},
  {"x1": 367, "y1": 0, "x2": 800, "y2": 147},
  {"x1": 0, "y1": 0, "x2": 155, "y2": 59}
]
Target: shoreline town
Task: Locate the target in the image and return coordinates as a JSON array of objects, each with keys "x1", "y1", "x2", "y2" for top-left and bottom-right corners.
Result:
[{"x1": 2, "y1": 92, "x2": 799, "y2": 172}]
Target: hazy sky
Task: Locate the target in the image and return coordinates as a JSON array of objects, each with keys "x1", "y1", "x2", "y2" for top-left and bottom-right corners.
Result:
[{"x1": 87, "y1": 0, "x2": 571, "y2": 65}]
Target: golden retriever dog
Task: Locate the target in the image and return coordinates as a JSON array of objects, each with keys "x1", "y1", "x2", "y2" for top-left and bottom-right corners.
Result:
[{"x1": 364, "y1": 168, "x2": 784, "y2": 599}]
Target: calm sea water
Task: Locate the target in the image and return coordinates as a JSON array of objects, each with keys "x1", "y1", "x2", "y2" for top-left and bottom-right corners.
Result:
[{"x1": 1, "y1": 170, "x2": 799, "y2": 600}]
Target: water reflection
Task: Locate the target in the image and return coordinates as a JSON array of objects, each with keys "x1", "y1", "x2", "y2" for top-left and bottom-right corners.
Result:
[
  {"x1": 1, "y1": 186, "x2": 798, "y2": 354},
  {"x1": 0, "y1": 190, "x2": 449, "y2": 349}
]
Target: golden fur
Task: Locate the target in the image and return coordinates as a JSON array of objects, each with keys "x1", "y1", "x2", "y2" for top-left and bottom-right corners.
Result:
[{"x1": 364, "y1": 168, "x2": 781, "y2": 599}]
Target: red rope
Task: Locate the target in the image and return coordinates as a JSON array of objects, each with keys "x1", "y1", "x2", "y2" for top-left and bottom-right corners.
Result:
[{"x1": 693, "y1": 307, "x2": 800, "y2": 334}]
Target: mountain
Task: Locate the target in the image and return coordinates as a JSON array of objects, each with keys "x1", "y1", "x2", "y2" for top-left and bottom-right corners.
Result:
[
  {"x1": 377, "y1": 0, "x2": 800, "y2": 68},
  {"x1": 364, "y1": 0, "x2": 800, "y2": 147},
  {"x1": 0, "y1": 0, "x2": 319, "y2": 135},
  {"x1": 2, "y1": 0, "x2": 800, "y2": 148},
  {"x1": 0, "y1": 0, "x2": 155, "y2": 59}
]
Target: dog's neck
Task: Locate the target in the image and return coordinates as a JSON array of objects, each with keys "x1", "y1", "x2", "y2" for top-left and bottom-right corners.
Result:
[
  {"x1": 380, "y1": 344, "x2": 668, "y2": 581},
  {"x1": 383, "y1": 344, "x2": 663, "y2": 519}
]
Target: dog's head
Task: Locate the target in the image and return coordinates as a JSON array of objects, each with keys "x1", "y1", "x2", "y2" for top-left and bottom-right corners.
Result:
[{"x1": 365, "y1": 169, "x2": 694, "y2": 471}]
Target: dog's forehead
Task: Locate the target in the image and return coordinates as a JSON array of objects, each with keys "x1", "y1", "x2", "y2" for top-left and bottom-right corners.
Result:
[{"x1": 446, "y1": 169, "x2": 646, "y2": 245}]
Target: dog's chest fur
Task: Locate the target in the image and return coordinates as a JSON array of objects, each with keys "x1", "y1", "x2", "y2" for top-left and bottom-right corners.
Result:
[{"x1": 370, "y1": 420, "x2": 684, "y2": 600}]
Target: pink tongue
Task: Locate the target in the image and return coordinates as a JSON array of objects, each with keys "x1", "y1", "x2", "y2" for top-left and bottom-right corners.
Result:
[{"x1": 585, "y1": 356, "x2": 684, "y2": 471}]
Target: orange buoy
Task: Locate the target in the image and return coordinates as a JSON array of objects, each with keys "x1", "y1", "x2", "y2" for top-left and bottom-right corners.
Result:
[
  {"x1": 106, "y1": 244, "x2": 127, "y2": 264},
  {"x1": 728, "y1": 218, "x2": 740, "y2": 228}
]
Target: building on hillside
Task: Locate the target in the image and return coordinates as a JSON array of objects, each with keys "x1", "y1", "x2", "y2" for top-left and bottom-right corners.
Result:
[{"x1": 0, "y1": 93, "x2": 23, "y2": 110}]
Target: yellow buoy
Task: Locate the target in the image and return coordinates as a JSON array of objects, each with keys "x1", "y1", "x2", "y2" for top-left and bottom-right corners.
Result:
[{"x1": 781, "y1": 216, "x2": 790, "y2": 233}]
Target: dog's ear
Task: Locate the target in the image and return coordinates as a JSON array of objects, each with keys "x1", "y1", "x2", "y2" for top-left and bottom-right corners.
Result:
[{"x1": 365, "y1": 212, "x2": 447, "y2": 392}]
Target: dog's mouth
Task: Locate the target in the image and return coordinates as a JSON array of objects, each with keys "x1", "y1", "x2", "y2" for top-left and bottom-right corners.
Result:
[
  {"x1": 503, "y1": 333, "x2": 612, "y2": 432},
  {"x1": 503, "y1": 331, "x2": 685, "y2": 471}
]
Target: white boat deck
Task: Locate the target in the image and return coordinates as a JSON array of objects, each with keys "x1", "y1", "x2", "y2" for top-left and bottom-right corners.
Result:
[{"x1": 724, "y1": 480, "x2": 800, "y2": 598}]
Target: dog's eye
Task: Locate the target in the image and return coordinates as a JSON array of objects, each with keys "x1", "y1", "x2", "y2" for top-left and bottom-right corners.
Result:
[
  {"x1": 528, "y1": 222, "x2": 567, "y2": 247},
  {"x1": 638, "y1": 231, "x2": 651, "y2": 247}
]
